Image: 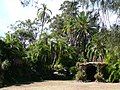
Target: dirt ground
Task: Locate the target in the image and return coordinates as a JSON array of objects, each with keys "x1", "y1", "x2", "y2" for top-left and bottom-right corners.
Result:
[{"x1": 1, "y1": 80, "x2": 120, "y2": 90}]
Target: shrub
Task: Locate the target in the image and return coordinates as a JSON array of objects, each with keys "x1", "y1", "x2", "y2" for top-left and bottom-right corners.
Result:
[
  {"x1": 69, "y1": 66, "x2": 77, "y2": 75},
  {"x1": 107, "y1": 61, "x2": 120, "y2": 82},
  {"x1": 75, "y1": 70, "x2": 86, "y2": 81},
  {"x1": 105, "y1": 48, "x2": 120, "y2": 82},
  {"x1": 94, "y1": 72, "x2": 105, "y2": 82},
  {"x1": 1, "y1": 60, "x2": 11, "y2": 70}
]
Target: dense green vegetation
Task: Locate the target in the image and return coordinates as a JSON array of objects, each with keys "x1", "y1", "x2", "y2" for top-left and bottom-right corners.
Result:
[{"x1": 0, "y1": 0, "x2": 120, "y2": 87}]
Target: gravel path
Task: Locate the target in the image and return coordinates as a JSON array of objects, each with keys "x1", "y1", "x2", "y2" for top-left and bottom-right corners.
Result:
[{"x1": 1, "y1": 80, "x2": 120, "y2": 90}]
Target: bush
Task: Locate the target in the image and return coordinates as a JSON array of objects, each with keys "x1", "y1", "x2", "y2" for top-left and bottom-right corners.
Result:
[
  {"x1": 94, "y1": 72, "x2": 105, "y2": 82},
  {"x1": 75, "y1": 70, "x2": 86, "y2": 81},
  {"x1": 1, "y1": 60, "x2": 11, "y2": 70},
  {"x1": 69, "y1": 66, "x2": 77, "y2": 79},
  {"x1": 69, "y1": 66, "x2": 77, "y2": 75},
  {"x1": 107, "y1": 61, "x2": 120, "y2": 82},
  {"x1": 105, "y1": 48, "x2": 120, "y2": 83}
]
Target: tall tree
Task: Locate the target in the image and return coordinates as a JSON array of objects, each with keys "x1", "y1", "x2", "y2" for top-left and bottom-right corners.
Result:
[
  {"x1": 37, "y1": 4, "x2": 52, "y2": 38},
  {"x1": 50, "y1": 1, "x2": 100, "y2": 62},
  {"x1": 77, "y1": 0, "x2": 120, "y2": 27},
  {"x1": 10, "y1": 19, "x2": 38, "y2": 48}
]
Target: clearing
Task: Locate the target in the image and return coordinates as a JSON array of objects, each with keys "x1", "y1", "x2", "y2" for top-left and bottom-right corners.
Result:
[{"x1": 1, "y1": 80, "x2": 120, "y2": 90}]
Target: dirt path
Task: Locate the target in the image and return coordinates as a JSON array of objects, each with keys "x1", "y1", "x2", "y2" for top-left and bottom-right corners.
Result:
[{"x1": 1, "y1": 80, "x2": 120, "y2": 90}]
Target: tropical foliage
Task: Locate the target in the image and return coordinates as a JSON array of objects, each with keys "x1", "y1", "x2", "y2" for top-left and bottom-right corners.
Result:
[{"x1": 0, "y1": 0, "x2": 120, "y2": 87}]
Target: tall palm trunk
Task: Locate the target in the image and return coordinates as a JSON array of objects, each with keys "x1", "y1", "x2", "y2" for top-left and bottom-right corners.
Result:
[
  {"x1": 40, "y1": 12, "x2": 45, "y2": 39},
  {"x1": 83, "y1": 32, "x2": 87, "y2": 59}
]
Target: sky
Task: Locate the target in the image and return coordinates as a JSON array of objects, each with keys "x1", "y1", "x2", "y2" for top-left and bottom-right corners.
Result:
[
  {"x1": 0, "y1": 0, "x2": 118, "y2": 37},
  {"x1": 0, "y1": 0, "x2": 65, "y2": 37}
]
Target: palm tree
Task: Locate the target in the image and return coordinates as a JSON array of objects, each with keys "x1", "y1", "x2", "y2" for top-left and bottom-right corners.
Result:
[
  {"x1": 73, "y1": 11, "x2": 99, "y2": 58},
  {"x1": 37, "y1": 4, "x2": 52, "y2": 38}
]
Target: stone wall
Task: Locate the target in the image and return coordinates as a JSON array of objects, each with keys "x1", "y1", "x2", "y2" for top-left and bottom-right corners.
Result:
[{"x1": 76, "y1": 62, "x2": 107, "y2": 82}]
